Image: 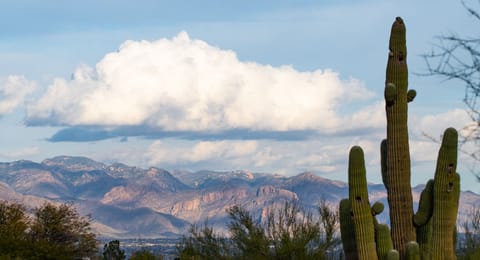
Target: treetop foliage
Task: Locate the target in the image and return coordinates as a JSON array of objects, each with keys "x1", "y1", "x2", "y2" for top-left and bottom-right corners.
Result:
[{"x1": 0, "y1": 200, "x2": 98, "y2": 260}]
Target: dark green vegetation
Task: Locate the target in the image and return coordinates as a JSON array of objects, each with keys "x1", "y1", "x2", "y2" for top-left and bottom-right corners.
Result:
[
  {"x1": 177, "y1": 201, "x2": 341, "y2": 260},
  {"x1": 0, "y1": 199, "x2": 341, "y2": 259},
  {"x1": 101, "y1": 239, "x2": 166, "y2": 260},
  {"x1": 0, "y1": 200, "x2": 97, "y2": 259},
  {"x1": 129, "y1": 249, "x2": 163, "y2": 260},
  {"x1": 339, "y1": 17, "x2": 461, "y2": 259},
  {"x1": 103, "y1": 240, "x2": 126, "y2": 260}
]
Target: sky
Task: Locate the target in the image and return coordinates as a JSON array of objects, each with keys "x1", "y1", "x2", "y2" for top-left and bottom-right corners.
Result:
[{"x1": 0, "y1": 0, "x2": 479, "y2": 191}]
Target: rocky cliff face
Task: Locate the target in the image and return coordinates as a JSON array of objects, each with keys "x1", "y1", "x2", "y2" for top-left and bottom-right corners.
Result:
[{"x1": 0, "y1": 156, "x2": 478, "y2": 238}]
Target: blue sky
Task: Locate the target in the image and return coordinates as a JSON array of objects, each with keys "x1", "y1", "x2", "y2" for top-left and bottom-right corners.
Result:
[{"x1": 0, "y1": 0, "x2": 479, "y2": 191}]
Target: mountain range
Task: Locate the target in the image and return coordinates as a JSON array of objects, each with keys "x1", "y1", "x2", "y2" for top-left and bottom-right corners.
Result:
[{"x1": 0, "y1": 155, "x2": 478, "y2": 239}]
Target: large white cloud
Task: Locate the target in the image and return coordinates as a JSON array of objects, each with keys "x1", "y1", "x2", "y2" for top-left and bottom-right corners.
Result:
[
  {"x1": 0, "y1": 75, "x2": 36, "y2": 116},
  {"x1": 26, "y1": 32, "x2": 374, "y2": 132}
]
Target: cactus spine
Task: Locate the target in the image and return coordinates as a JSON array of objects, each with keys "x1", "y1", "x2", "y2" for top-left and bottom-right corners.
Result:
[{"x1": 339, "y1": 17, "x2": 461, "y2": 259}]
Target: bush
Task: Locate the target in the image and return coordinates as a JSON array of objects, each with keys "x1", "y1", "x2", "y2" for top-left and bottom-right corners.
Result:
[
  {"x1": 228, "y1": 205, "x2": 270, "y2": 259},
  {"x1": 266, "y1": 200, "x2": 341, "y2": 259},
  {"x1": 103, "y1": 240, "x2": 126, "y2": 260},
  {"x1": 177, "y1": 221, "x2": 231, "y2": 260},
  {"x1": 177, "y1": 200, "x2": 340, "y2": 259},
  {"x1": 130, "y1": 249, "x2": 163, "y2": 260}
]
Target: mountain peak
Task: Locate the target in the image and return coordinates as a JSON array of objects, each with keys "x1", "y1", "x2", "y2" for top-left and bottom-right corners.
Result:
[
  {"x1": 233, "y1": 170, "x2": 254, "y2": 180},
  {"x1": 290, "y1": 172, "x2": 347, "y2": 188},
  {"x1": 42, "y1": 156, "x2": 106, "y2": 172}
]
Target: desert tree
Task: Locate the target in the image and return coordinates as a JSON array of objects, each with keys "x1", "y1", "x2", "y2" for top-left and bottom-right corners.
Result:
[
  {"x1": 177, "y1": 221, "x2": 231, "y2": 260},
  {"x1": 265, "y1": 200, "x2": 341, "y2": 260},
  {"x1": 227, "y1": 205, "x2": 270, "y2": 259},
  {"x1": 29, "y1": 203, "x2": 98, "y2": 259},
  {"x1": 0, "y1": 201, "x2": 29, "y2": 258}
]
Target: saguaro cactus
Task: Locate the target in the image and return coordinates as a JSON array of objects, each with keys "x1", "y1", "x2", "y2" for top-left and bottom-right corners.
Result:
[
  {"x1": 430, "y1": 128, "x2": 460, "y2": 259},
  {"x1": 339, "y1": 17, "x2": 461, "y2": 259},
  {"x1": 348, "y1": 146, "x2": 378, "y2": 260},
  {"x1": 340, "y1": 146, "x2": 398, "y2": 260},
  {"x1": 383, "y1": 17, "x2": 417, "y2": 254}
]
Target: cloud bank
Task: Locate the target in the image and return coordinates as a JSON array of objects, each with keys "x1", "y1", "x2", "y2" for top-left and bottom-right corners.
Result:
[
  {"x1": 146, "y1": 140, "x2": 258, "y2": 165},
  {"x1": 141, "y1": 139, "x2": 348, "y2": 175},
  {"x1": 26, "y1": 32, "x2": 377, "y2": 141},
  {"x1": 0, "y1": 75, "x2": 36, "y2": 116}
]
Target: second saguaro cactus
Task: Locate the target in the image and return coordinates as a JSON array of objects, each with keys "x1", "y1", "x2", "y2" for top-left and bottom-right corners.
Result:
[
  {"x1": 339, "y1": 17, "x2": 461, "y2": 259},
  {"x1": 339, "y1": 146, "x2": 397, "y2": 259},
  {"x1": 429, "y1": 128, "x2": 460, "y2": 259},
  {"x1": 348, "y1": 146, "x2": 378, "y2": 260}
]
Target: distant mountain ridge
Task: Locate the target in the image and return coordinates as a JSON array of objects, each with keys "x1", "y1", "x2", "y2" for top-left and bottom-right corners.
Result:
[{"x1": 0, "y1": 155, "x2": 478, "y2": 238}]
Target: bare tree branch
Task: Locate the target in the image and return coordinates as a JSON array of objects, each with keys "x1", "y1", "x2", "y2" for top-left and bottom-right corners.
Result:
[{"x1": 422, "y1": 1, "x2": 480, "y2": 179}]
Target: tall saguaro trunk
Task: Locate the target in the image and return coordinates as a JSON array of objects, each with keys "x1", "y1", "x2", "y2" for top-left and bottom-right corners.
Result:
[{"x1": 384, "y1": 17, "x2": 416, "y2": 256}]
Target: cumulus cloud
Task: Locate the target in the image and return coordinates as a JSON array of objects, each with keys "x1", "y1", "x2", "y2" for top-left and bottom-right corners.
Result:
[
  {"x1": 409, "y1": 140, "x2": 440, "y2": 163},
  {"x1": 294, "y1": 153, "x2": 338, "y2": 173},
  {"x1": 26, "y1": 32, "x2": 374, "y2": 139},
  {"x1": 0, "y1": 75, "x2": 36, "y2": 116},
  {"x1": 415, "y1": 109, "x2": 471, "y2": 138},
  {"x1": 141, "y1": 138, "x2": 358, "y2": 176},
  {"x1": 253, "y1": 147, "x2": 283, "y2": 167},
  {"x1": 407, "y1": 109, "x2": 475, "y2": 167},
  {"x1": 146, "y1": 140, "x2": 258, "y2": 165},
  {"x1": 346, "y1": 101, "x2": 385, "y2": 131}
]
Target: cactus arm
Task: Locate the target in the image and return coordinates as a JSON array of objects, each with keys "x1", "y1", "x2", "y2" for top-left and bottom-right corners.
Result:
[
  {"x1": 413, "y1": 179, "x2": 434, "y2": 259},
  {"x1": 413, "y1": 179, "x2": 434, "y2": 226},
  {"x1": 380, "y1": 139, "x2": 388, "y2": 191},
  {"x1": 430, "y1": 127, "x2": 459, "y2": 260},
  {"x1": 339, "y1": 198, "x2": 358, "y2": 260},
  {"x1": 453, "y1": 225, "x2": 458, "y2": 255},
  {"x1": 348, "y1": 146, "x2": 378, "y2": 260},
  {"x1": 385, "y1": 83, "x2": 397, "y2": 106},
  {"x1": 416, "y1": 218, "x2": 432, "y2": 260},
  {"x1": 405, "y1": 241, "x2": 420, "y2": 260},
  {"x1": 371, "y1": 201, "x2": 385, "y2": 216},
  {"x1": 386, "y1": 250, "x2": 399, "y2": 260},
  {"x1": 407, "y1": 89, "x2": 416, "y2": 102},
  {"x1": 375, "y1": 223, "x2": 394, "y2": 260}
]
